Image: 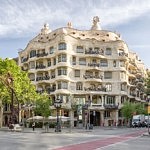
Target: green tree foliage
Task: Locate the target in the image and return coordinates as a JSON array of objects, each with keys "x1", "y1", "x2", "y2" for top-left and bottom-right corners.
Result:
[
  {"x1": 34, "y1": 93, "x2": 51, "y2": 118},
  {"x1": 145, "y1": 71, "x2": 150, "y2": 95},
  {"x1": 0, "y1": 58, "x2": 38, "y2": 105},
  {"x1": 122, "y1": 102, "x2": 146, "y2": 120},
  {"x1": 121, "y1": 102, "x2": 135, "y2": 120},
  {"x1": 134, "y1": 103, "x2": 146, "y2": 115}
]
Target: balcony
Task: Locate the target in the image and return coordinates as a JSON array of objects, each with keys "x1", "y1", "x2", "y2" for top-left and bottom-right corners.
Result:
[
  {"x1": 88, "y1": 63, "x2": 100, "y2": 67},
  {"x1": 85, "y1": 49, "x2": 104, "y2": 55},
  {"x1": 83, "y1": 74, "x2": 103, "y2": 80},
  {"x1": 36, "y1": 76, "x2": 50, "y2": 81},
  {"x1": 104, "y1": 104, "x2": 118, "y2": 109},
  {"x1": 36, "y1": 65, "x2": 46, "y2": 69},
  {"x1": 47, "y1": 88, "x2": 56, "y2": 94},
  {"x1": 91, "y1": 104, "x2": 102, "y2": 107},
  {"x1": 84, "y1": 86, "x2": 106, "y2": 92},
  {"x1": 36, "y1": 52, "x2": 48, "y2": 57},
  {"x1": 118, "y1": 52, "x2": 128, "y2": 57}
]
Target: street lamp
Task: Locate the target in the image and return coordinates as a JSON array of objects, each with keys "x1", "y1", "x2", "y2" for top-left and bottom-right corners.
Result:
[{"x1": 54, "y1": 97, "x2": 62, "y2": 132}]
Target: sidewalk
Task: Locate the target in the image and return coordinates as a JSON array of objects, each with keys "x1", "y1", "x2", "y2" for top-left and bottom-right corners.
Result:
[{"x1": 0, "y1": 126, "x2": 128, "y2": 134}]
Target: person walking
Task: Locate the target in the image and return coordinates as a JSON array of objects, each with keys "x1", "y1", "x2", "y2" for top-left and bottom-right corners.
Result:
[{"x1": 32, "y1": 122, "x2": 35, "y2": 131}]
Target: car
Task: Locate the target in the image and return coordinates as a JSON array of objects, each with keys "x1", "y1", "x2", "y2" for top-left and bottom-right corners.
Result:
[{"x1": 9, "y1": 124, "x2": 22, "y2": 132}]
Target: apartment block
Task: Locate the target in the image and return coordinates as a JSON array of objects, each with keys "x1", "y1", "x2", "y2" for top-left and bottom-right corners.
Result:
[{"x1": 18, "y1": 16, "x2": 147, "y2": 127}]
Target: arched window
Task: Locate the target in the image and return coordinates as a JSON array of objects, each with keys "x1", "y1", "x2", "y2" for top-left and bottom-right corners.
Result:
[
  {"x1": 58, "y1": 42, "x2": 67, "y2": 50},
  {"x1": 30, "y1": 50, "x2": 36, "y2": 58}
]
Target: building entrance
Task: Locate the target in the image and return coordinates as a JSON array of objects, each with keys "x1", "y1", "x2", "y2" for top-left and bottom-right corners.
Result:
[{"x1": 90, "y1": 111, "x2": 100, "y2": 126}]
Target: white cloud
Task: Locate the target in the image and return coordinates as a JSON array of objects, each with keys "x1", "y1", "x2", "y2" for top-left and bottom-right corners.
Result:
[{"x1": 0, "y1": 0, "x2": 150, "y2": 38}]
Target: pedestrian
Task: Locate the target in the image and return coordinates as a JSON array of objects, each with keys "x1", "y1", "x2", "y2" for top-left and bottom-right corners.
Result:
[{"x1": 32, "y1": 122, "x2": 35, "y2": 131}]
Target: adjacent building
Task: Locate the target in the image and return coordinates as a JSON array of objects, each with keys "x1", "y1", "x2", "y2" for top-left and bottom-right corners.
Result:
[{"x1": 18, "y1": 16, "x2": 147, "y2": 127}]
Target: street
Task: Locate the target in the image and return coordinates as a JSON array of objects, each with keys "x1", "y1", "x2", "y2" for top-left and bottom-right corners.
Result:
[{"x1": 0, "y1": 127, "x2": 149, "y2": 150}]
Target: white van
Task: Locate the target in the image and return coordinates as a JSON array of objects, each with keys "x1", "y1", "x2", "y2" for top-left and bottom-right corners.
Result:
[{"x1": 132, "y1": 115, "x2": 145, "y2": 127}]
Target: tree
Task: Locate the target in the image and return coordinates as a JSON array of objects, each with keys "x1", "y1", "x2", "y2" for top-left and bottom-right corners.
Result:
[
  {"x1": 145, "y1": 70, "x2": 150, "y2": 96},
  {"x1": 0, "y1": 58, "x2": 38, "y2": 123},
  {"x1": 121, "y1": 102, "x2": 135, "y2": 122},
  {"x1": 134, "y1": 103, "x2": 146, "y2": 115},
  {"x1": 34, "y1": 93, "x2": 51, "y2": 118},
  {"x1": 121, "y1": 101, "x2": 147, "y2": 126},
  {"x1": 34, "y1": 93, "x2": 52, "y2": 131}
]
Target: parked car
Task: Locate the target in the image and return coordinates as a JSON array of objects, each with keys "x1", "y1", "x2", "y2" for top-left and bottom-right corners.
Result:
[{"x1": 9, "y1": 124, "x2": 22, "y2": 132}]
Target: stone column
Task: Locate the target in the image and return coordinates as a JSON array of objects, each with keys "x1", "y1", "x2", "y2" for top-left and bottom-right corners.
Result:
[
  {"x1": 100, "y1": 111, "x2": 104, "y2": 126},
  {"x1": 69, "y1": 109, "x2": 74, "y2": 130},
  {"x1": 101, "y1": 95, "x2": 104, "y2": 107},
  {"x1": 115, "y1": 110, "x2": 119, "y2": 127}
]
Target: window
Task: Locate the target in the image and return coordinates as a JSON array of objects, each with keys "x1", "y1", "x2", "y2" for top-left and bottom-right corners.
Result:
[
  {"x1": 120, "y1": 60, "x2": 125, "y2": 67},
  {"x1": 76, "y1": 82, "x2": 83, "y2": 90},
  {"x1": 121, "y1": 96, "x2": 125, "y2": 104},
  {"x1": 72, "y1": 56, "x2": 76, "y2": 65},
  {"x1": 113, "y1": 60, "x2": 116, "y2": 67},
  {"x1": 58, "y1": 42, "x2": 67, "y2": 50},
  {"x1": 53, "y1": 58, "x2": 56, "y2": 65},
  {"x1": 105, "y1": 48, "x2": 112, "y2": 55},
  {"x1": 79, "y1": 58, "x2": 86, "y2": 65},
  {"x1": 58, "y1": 81, "x2": 68, "y2": 89},
  {"x1": 106, "y1": 96, "x2": 115, "y2": 104},
  {"x1": 120, "y1": 71, "x2": 125, "y2": 79},
  {"x1": 105, "y1": 83, "x2": 112, "y2": 91},
  {"x1": 104, "y1": 111, "x2": 110, "y2": 118},
  {"x1": 58, "y1": 54, "x2": 67, "y2": 62},
  {"x1": 47, "y1": 60, "x2": 51, "y2": 67},
  {"x1": 30, "y1": 50, "x2": 36, "y2": 58},
  {"x1": 4, "y1": 103, "x2": 9, "y2": 111},
  {"x1": 76, "y1": 46, "x2": 84, "y2": 53},
  {"x1": 29, "y1": 61, "x2": 35, "y2": 69},
  {"x1": 49, "y1": 46, "x2": 54, "y2": 54},
  {"x1": 58, "y1": 67, "x2": 67, "y2": 75},
  {"x1": 104, "y1": 72, "x2": 112, "y2": 79},
  {"x1": 121, "y1": 83, "x2": 126, "y2": 91},
  {"x1": 51, "y1": 70, "x2": 55, "y2": 78},
  {"x1": 100, "y1": 59, "x2": 108, "y2": 67},
  {"x1": 75, "y1": 70, "x2": 80, "y2": 77}
]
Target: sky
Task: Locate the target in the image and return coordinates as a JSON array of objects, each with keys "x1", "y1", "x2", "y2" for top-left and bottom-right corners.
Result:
[{"x1": 0, "y1": 0, "x2": 149, "y2": 68}]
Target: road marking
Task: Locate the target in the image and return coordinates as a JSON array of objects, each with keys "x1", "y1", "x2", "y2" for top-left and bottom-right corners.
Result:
[{"x1": 53, "y1": 130, "x2": 146, "y2": 150}]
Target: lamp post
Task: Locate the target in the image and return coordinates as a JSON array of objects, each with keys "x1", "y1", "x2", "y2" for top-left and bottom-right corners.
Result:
[{"x1": 54, "y1": 97, "x2": 62, "y2": 132}]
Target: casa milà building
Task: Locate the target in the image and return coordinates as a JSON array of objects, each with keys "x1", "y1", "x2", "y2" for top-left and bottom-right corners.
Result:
[{"x1": 18, "y1": 16, "x2": 147, "y2": 127}]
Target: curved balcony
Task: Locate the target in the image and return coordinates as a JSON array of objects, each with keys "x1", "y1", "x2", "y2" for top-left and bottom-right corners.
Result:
[
  {"x1": 36, "y1": 53, "x2": 48, "y2": 58},
  {"x1": 88, "y1": 63, "x2": 100, "y2": 68},
  {"x1": 36, "y1": 65, "x2": 46, "y2": 69},
  {"x1": 36, "y1": 76, "x2": 50, "y2": 81},
  {"x1": 84, "y1": 86, "x2": 106, "y2": 92},
  {"x1": 118, "y1": 52, "x2": 128, "y2": 60},
  {"x1": 104, "y1": 104, "x2": 118, "y2": 109},
  {"x1": 83, "y1": 74, "x2": 103, "y2": 82},
  {"x1": 85, "y1": 49, "x2": 104, "y2": 55}
]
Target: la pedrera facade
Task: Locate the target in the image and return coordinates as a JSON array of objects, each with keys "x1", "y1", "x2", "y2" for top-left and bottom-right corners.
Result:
[{"x1": 18, "y1": 16, "x2": 147, "y2": 127}]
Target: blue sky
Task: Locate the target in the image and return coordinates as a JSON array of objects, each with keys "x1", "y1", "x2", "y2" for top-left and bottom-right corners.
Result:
[{"x1": 0, "y1": 0, "x2": 150, "y2": 68}]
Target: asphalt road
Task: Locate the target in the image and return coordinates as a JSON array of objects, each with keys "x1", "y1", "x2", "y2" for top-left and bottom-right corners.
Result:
[{"x1": 0, "y1": 127, "x2": 149, "y2": 150}]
